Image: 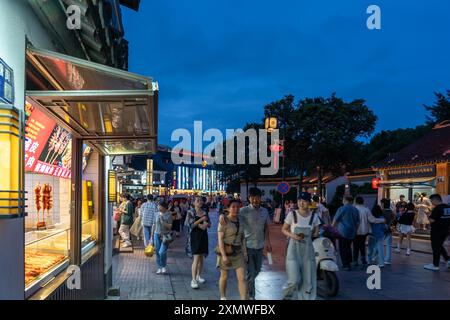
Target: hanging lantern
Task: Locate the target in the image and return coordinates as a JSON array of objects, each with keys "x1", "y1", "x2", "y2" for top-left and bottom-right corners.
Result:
[
  {"x1": 0, "y1": 104, "x2": 24, "y2": 218},
  {"x1": 108, "y1": 170, "x2": 117, "y2": 203},
  {"x1": 265, "y1": 116, "x2": 278, "y2": 133},
  {"x1": 372, "y1": 178, "x2": 380, "y2": 190}
]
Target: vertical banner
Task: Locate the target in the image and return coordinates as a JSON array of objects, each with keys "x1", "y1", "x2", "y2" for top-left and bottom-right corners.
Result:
[
  {"x1": 146, "y1": 159, "x2": 153, "y2": 195},
  {"x1": 108, "y1": 170, "x2": 117, "y2": 203}
]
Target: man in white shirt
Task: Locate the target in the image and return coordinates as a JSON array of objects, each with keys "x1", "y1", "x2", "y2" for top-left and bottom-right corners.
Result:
[{"x1": 353, "y1": 196, "x2": 382, "y2": 266}]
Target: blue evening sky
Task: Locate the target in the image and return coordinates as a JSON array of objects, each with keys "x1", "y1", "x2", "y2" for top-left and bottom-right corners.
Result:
[{"x1": 122, "y1": 0, "x2": 450, "y2": 146}]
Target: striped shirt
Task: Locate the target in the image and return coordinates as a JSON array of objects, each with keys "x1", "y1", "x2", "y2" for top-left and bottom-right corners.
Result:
[{"x1": 141, "y1": 201, "x2": 158, "y2": 227}]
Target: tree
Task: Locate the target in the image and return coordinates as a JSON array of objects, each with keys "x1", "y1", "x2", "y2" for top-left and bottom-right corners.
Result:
[
  {"x1": 424, "y1": 90, "x2": 450, "y2": 125},
  {"x1": 357, "y1": 125, "x2": 432, "y2": 167},
  {"x1": 214, "y1": 122, "x2": 264, "y2": 195},
  {"x1": 296, "y1": 94, "x2": 377, "y2": 198}
]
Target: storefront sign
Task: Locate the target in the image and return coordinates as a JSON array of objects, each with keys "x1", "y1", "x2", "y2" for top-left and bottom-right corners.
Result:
[
  {"x1": 108, "y1": 170, "x2": 117, "y2": 203},
  {"x1": 0, "y1": 58, "x2": 14, "y2": 104},
  {"x1": 386, "y1": 165, "x2": 436, "y2": 180},
  {"x1": 24, "y1": 101, "x2": 56, "y2": 171},
  {"x1": 33, "y1": 161, "x2": 71, "y2": 179},
  {"x1": 25, "y1": 100, "x2": 91, "y2": 179},
  {"x1": 146, "y1": 159, "x2": 153, "y2": 195}
]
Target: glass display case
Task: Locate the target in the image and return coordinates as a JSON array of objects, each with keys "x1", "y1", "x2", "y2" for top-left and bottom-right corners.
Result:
[
  {"x1": 24, "y1": 227, "x2": 70, "y2": 298},
  {"x1": 81, "y1": 219, "x2": 97, "y2": 257}
]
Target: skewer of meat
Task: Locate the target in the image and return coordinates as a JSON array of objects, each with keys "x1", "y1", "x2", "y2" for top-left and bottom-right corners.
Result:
[{"x1": 34, "y1": 183, "x2": 43, "y2": 228}]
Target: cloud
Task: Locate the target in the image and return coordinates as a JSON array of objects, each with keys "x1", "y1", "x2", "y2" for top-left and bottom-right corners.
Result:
[{"x1": 123, "y1": 0, "x2": 450, "y2": 145}]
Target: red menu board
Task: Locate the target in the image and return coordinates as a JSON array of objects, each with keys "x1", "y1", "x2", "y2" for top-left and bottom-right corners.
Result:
[
  {"x1": 24, "y1": 99, "x2": 91, "y2": 179},
  {"x1": 24, "y1": 100, "x2": 56, "y2": 171}
]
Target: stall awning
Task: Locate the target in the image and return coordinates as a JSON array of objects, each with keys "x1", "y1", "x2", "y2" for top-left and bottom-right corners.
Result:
[{"x1": 26, "y1": 46, "x2": 158, "y2": 156}]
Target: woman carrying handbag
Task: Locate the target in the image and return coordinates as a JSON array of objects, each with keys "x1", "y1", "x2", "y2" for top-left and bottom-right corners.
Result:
[{"x1": 216, "y1": 199, "x2": 247, "y2": 300}]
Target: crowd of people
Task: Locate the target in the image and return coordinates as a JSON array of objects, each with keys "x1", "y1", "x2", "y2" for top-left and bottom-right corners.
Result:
[{"x1": 114, "y1": 188, "x2": 450, "y2": 300}]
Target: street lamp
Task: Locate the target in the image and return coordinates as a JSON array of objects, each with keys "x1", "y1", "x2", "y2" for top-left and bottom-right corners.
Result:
[
  {"x1": 0, "y1": 104, "x2": 24, "y2": 218},
  {"x1": 265, "y1": 117, "x2": 278, "y2": 133},
  {"x1": 265, "y1": 114, "x2": 286, "y2": 212}
]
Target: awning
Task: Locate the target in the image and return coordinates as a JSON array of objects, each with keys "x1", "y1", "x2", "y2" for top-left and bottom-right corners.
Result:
[{"x1": 26, "y1": 46, "x2": 158, "y2": 156}]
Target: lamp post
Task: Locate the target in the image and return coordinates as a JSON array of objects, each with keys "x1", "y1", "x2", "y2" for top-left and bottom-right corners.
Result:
[
  {"x1": 0, "y1": 104, "x2": 24, "y2": 218},
  {"x1": 265, "y1": 113, "x2": 287, "y2": 210}
]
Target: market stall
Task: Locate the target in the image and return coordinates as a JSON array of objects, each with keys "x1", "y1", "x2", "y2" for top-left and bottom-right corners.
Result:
[{"x1": 18, "y1": 45, "x2": 158, "y2": 300}]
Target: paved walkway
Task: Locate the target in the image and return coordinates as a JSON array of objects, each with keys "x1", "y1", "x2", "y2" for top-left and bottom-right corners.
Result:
[{"x1": 112, "y1": 210, "x2": 450, "y2": 300}]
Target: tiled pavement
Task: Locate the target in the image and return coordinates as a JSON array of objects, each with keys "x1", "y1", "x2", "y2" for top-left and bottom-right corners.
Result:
[{"x1": 112, "y1": 210, "x2": 450, "y2": 300}]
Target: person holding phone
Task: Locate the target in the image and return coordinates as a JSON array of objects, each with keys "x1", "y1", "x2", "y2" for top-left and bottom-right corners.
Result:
[
  {"x1": 281, "y1": 192, "x2": 320, "y2": 300},
  {"x1": 217, "y1": 199, "x2": 247, "y2": 300},
  {"x1": 188, "y1": 196, "x2": 210, "y2": 289}
]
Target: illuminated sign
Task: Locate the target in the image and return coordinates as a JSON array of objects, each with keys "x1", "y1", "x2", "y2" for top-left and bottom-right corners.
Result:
[
  {"x1": 24, "y1": 100, "x2": 57, "y2": 172},
  {"x1": 24, "y1": 100, "x2": 91, "y2": 179},
  {"x1": 0, "y1": 58, "x2": 14, "y2": 104},
  {"x1": 108, "y1": 170, "x2": 117, "y2": 203},
  {"x1": 386, "y1": 165, "x2": 436, "y2": 180}
]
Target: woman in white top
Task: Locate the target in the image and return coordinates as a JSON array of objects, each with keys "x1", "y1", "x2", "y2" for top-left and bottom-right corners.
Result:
[{"x1": 281, "y1": 192, "x2": 320, "y2": 300}]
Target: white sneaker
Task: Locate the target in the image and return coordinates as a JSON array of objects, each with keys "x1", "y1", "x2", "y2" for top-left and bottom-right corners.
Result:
[
  {"x1": 406, "y1": 248, "x2": 411, "y2": 256},
  {"x1": 196, "y1": 276, "x2": 206, "y2": 284},
  {"x1": 384, "y1": 261, "x2": 391, "y2": 265},
  {"x1": 161, "y1": 267, "x2": 167, "y2": 274},
  {"x1": 394, "y1": 248, "x2": 401, "y2": 253},
  {"x1": 424, "y1": 264, "x2": 439, "y2": 271},
  {"x1": 122, "y1": 242, "x2": 132, "y2": 248},
  {"x1": 220, "y1": 297, "x2": 227, "y2": 300},
  {"x1": 191, "y1": 280, "x2": 199, "y2": 289},
  {"x1": 156, "y1": 268, "x2": 162, "y2": 274}
]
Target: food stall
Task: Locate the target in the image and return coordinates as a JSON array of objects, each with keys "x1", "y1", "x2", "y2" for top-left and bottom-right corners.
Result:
[
  {"x1": 375, "y1": 122, "x2": 450, "y2": 233},
  {"x1": 375, "y1": 122, "x2": 450, "y2": 203},
  {"x1": 0, "y1": 44, "x2": 158, "y2": 300}
]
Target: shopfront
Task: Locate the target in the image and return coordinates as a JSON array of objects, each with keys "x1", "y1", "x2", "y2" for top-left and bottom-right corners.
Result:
[
  {"x1": 375, "y1": 122, "x2": 450, "y2": 234},
  {"x1": 377, "y1": 165, "x2": 444, "y2": 202},
  {"x1": 0, "y1": 45, "x2": 158, "y2": 300},
  {"x1": 171, "y1": 165, "x2": 227, "y2": 196}
]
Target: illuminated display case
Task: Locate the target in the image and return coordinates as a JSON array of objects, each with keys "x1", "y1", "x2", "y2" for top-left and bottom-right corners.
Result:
[{"x1": 24, "y1": 227, "x2": 70, "y2": 298}]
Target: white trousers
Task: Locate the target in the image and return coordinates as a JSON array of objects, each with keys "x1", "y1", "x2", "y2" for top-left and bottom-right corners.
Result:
[
  {"x1": 282, "y1": 239, "x2": 317, "y2": 300},
  {"x1": 119, "y1": 224, "x2": 132, "y2": 246}
]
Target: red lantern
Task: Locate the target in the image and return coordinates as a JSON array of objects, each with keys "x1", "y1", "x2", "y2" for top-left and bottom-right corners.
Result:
[{"x1": 371, "y1": 178, "x2": 380, "y2": 190}]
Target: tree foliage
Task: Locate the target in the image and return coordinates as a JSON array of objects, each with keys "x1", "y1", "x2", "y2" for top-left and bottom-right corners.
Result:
[
  {"x1": 296, "y1": 94, "x2": 377, "y2": 176},
  {"x1": 424, "y1": 90, "x2": 450, "y2": 125}
]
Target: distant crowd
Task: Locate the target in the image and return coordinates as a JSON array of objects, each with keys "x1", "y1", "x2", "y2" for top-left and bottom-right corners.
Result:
[{"x1": 113, "y1": 189, "x2": 450, "y2": 300}]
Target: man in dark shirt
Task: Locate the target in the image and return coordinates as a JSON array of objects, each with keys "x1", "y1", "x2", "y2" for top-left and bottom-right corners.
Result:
[
  {"x1": 380, "y1": 198, "x2": 396, "y2": 265},
  {"x1": 424, "y1": 194, "x2": 450, "y2": 271},
  {"x1": 395, "y1": 195, "x2": 408, "y2": 214}
]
